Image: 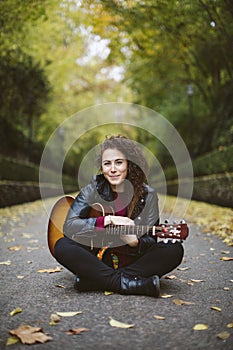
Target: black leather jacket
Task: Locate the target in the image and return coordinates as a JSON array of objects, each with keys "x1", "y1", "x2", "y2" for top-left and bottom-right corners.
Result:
[{"x1": 63, "y1": 174, "x2": 160, "y2": 254}]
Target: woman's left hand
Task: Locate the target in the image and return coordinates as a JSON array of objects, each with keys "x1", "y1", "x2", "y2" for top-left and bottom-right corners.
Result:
[{"x1": 120, "y1": 234, "x2": 139, "y2": 247}]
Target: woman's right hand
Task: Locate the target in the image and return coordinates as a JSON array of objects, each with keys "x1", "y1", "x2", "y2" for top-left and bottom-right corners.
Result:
[{"x1": 104, "y1": 215, "x2": 135, "y2": 227}]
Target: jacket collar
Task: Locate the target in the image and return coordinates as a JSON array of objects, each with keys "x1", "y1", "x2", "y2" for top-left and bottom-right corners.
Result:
[{"x1": 94, "y1": 174, "x2": 115, "y2": 201}]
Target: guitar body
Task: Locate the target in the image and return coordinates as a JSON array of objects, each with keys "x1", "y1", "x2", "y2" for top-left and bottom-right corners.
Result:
[
  {"x1": 47, "y1": 196, "x2": 74, "y2": 257},
  {"x1": 47, "y1": 197, "x2": 114, "y2": 257}
]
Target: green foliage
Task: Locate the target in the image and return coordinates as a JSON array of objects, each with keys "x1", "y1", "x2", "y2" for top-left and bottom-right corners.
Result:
[
  {"x1": 192, "y1": 145, "x2": 233, "y2": 177},
  {"x1": 0, "y1": 0, "x2": 51, "y2": 147},
  {"x1": 84, "y1": 0, "x2": 233, "y2": 155},
  {"x1": 163, "y1": 145, "x2": 233, "y2": 181},
  {"x1": 0, "y1": 53, "x2": 50, "y2": 137},
  {"x1": 0, "y1": 156, "x2": 76, "y2": 186}
]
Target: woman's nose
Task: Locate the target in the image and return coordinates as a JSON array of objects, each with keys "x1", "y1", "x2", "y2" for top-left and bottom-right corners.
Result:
[{"x1": 110, "y1": 162, "x2": 116, "y2": 171}]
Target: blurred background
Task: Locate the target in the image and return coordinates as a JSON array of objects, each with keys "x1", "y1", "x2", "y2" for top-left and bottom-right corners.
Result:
[{"x1": 0, "y1": 0, "x2": 232, "y2": 208}]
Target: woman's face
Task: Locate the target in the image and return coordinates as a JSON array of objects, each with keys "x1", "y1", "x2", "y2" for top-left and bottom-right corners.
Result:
[{"x1": 101, "y1": 148, "x2": 128, "y2": 191}]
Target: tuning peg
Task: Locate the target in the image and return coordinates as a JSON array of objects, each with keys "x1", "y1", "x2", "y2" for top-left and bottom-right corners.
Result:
[
  {"x1": 173, "y1": 220, "x2": 177, "y2": 224},
  {"x1": 163, "y1": 238, "x2": 168, "y2": 243},
  {"x1": 165, "y1": 219, "x2": 169, "y2": 224},
  {"x1": 172, "y1": 239, "x2": 177, "y2": 243},
  {"x1": 180, "y1": 219, "x2": 186, "y2": 224}
]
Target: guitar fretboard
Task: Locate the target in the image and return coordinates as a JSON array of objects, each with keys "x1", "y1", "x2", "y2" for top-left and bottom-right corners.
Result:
[{"x1": 106, "y1": 224, "x2": 160, "y2": 236}]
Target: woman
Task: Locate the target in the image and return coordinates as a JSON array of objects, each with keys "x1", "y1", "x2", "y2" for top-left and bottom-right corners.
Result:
[{"x1": 54, "y1": 135, "x2": 184, "y2": 297}]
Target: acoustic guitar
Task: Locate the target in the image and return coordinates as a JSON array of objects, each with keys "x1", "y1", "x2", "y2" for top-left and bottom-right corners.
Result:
[{"x1": 47, "y1": 195, "x2": 189, "y2": 257}]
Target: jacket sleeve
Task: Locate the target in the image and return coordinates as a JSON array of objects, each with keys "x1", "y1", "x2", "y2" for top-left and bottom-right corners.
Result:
[
  {"x1": 63, "y1": 185, "x2": 97, "y2": 240},
  {"x1": 137, "y1": 189, "x2": 160, "y2": 254}
]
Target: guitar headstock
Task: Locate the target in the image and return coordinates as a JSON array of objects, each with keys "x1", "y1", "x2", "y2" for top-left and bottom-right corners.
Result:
[{"x1": 156, "y1": 220, "x2": 189, "y2": 242}]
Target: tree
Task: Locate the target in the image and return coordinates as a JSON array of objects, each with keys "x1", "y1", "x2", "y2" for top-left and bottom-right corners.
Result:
[
  {"x1": 81, "y1": 0, "x2": 233, "y2": 156},
  {"x1": 0, "y1": 0, "x2": 51, "y2": 158}
]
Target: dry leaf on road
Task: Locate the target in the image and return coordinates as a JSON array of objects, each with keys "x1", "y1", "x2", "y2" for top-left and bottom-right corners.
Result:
[
  {"x1": 220, "y1": 257, "x2": 233, "y2": 261},
  {"x1": 10, "y1": 308, "x2": 23, "y2": 316},
  {"x1": 49, "y1": 313, "x2": 61, "y2": 325},
  {"x1": 9, "y1": 325, "x2": 52, "y2": 344},
  {"x1": 6, "y1": 336, "x2": 19, "y2": 346},
  {"x1": 173, "y1": 299, "x2": 195, "y2": 306},
  {"x1": 216, "y1": 331, "x2": 230, "y2": 340},
  {"x1": 104, "y1": 291, "x2": 113, "y2": 295},
  {"x1": 165, "y1": 275, "x2": 177, "y2": 280},
  {"x1": 153, "y1": 315, "x2": 166, "y2": 320},
  {"x1": 190, "y1": 279, "x2": 205, "y2": 283},
  {"x1": 211, "y1": 306, "x2": 222, "y2": 312},
  {"x1": 56, "y1": 311, "x2": 82, "y2": 317},
  {"x1": 161, "y1": 294, "x2": 173, "y2": 298},
  {"x1": 8, "y1": 245, "x2": 23, "y2": 251},
  {"x1": 66, "y1": 327, "x2": 89, "y2": 335},
  {"x1": 109, "y1": 317, "x2": 134, "y2": 329},
  {"x1": 0, "y1": 260, "x2": 11, "y2": 265},
  {"x1": 37, "y1": 267, "x2": 62, "y2": 273},
  {"x1": 17, "y1": 275, "x2": 25, "y2": 279},
  {"x1": 193, "y1": 324, "x2": 209, "y2": 331},
  {"x1": 227, "y1": 322, "x2": 233, "y2": 328}
]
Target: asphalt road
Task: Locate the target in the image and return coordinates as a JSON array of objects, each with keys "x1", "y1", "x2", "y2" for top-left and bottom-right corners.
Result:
[{"x1": 0, "y1": 196, "x2": 232, "y2": 350}]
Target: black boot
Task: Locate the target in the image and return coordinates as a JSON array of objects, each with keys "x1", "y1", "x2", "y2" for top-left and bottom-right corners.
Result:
[
  {"x1": 74, "y1": 276, "x2": 94, "y2": 292},
  {"x1": 74, "y1": 276, "x2": 82, "y2": 291},
  {"x1": 120, "y1": 273, "x2": 160, "y2": 297}
]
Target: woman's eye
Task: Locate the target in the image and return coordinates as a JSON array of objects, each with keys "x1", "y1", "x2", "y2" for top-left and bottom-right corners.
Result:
[{"x1": 116, "y1": 161, "x2": 123, "y2": 165}]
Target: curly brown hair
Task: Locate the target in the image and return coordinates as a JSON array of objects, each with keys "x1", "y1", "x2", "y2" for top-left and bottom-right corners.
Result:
[{"x1": 97, "y1": 135, "x2": 148, "y2": 217}]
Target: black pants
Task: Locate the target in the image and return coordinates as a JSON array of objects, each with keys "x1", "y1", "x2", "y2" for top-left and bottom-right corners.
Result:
[{"x1": 54, "y1": 236, "x2": 184, "y2": 292}]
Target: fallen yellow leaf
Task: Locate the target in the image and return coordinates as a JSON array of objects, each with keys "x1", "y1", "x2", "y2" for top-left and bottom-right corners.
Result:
[
  {"x1": 6, "y1": 336, "x2": 19, "y2": 345},
  {"x1": 193, "y1": 324, "x2": 209, "y2": 331},
  {"x1": 216, "y1": 331, "x2": 230, "y2": 340},
  {"x1": 37, "y1": 267, "x2": 62, "y2": 273},
  {"x1": 109, "y1": 317, "x2": 134, "y2": 329},
  {"x1": 190, "y1": 279, "x2": 205, "y2": 283},
  {"x1": 17, "y1": 275, "x2": 25, "y2": 279},
  {"x1": 160, "y1": 294, "x2": 173, "y2": 298},
  {"x1": 10, "y1": 308, "x2": 23, "y2": 316},
  {"x1": 8, "y1": 245, "x2": 23, "y2": 251},
  {"x1": 55, "y1": 284, "x2": 66, "y2": 288},
  {"x1": 56, "y1": 311, "x2": 82, "y2": 317},
  {"x1": 211, "y1": 306, "x2": 222, "y2": 312},
  {"x1": 49, "y1": 313, "x2": 61, "y2": 325},
  {"x1": 220, "y1": 257, "x2": 233, "y2": 261},
  {"x1": 153, "y1": 315, "x2": 165, "y2": 320},
  {"x1": 165, "y1": 275, "x2": 177, "y2": 280},
  {"x1": 0, "y1": 260, "x2": 11, "y2": 265},
  {"x1": 177, "y1": 267, "x2": 190, "y2": 271},
  {"x1": 104, "y1": 291, "x2": 113, "y2": 295},
  {"x1": 66, "y1": 327, "x2": 89, "y2": 335},
  {"x1": 173, "y1": 299, "x2": 195, "y2": 306},
  {"x1": 21, "y1": 234, "x2": 32, "y2": 238},
  {"x1": 227, "y1": 322, "x2": 233, "y2": 328}
]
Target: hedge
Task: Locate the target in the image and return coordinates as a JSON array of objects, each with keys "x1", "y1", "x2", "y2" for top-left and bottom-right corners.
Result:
[
  {"x1": 158, "y1": 173, "x2": 233, "y2": 208},
  {"x1": 154, "y1": 145, "x2": 233, "y2": 182},
  {"x1": 0, "y1": 156, "x2": 76, "y2": 186}
]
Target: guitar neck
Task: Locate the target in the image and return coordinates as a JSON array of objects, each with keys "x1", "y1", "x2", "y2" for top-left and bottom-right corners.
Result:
[{"x1": 106, "y1": 224, "x2": 160, "y2": 236}]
